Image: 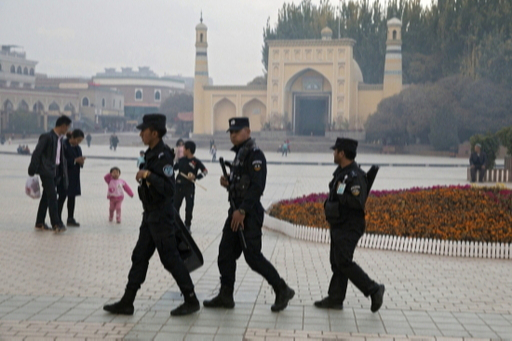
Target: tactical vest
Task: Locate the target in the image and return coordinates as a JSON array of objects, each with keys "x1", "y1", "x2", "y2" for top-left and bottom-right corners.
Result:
[{"x1": 229, "y1": 139, "x2": 256, "y2": 200}]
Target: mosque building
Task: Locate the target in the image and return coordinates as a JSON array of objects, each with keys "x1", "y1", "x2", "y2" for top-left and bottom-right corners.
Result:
[{"x1": 193, "y1": 16, "x2": 403, "y2": 139}]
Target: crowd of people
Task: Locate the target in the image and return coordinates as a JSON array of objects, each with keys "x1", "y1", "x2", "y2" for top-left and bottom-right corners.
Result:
[
  {"x1": 26, "y1": 113, "x2": 391, "y2": 319},
  {"x1": 17, "y1": 145, "x2": 31, "y2": 155}
]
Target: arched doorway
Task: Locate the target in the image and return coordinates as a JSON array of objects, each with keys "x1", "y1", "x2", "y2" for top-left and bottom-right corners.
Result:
[
  {"x1": 1, "y1": 100, "x2": 14, "y2": 133},
  {"x1": 213, "y1": 98, "x2": 236, "y2": 133},
  {"x1": 33, "y1": 101, "x2": 44, "y2": 113},
  {"x1": 18, "y1": 100, "x2": 29, "y2": 112},
  {"x1": 64, "y1": 103, "x2": 76, "y2": 115},
  {"x1": 285, "y1": 69, "x2": 332, "y2": 136},
  {"x1": 242, "y1": 99, "x2": 266, "y2": 132},
  {"x1": 33, "y1": 101, "x2": 45, "y2": 129}
]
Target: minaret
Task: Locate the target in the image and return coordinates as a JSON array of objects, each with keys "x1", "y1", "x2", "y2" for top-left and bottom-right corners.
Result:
[
  {"x1": 193, "y1": 12, "x2": 209, "y2": 134},
  {"x1": 382, "y1": 17, "x2": 403, "y2": 98}
]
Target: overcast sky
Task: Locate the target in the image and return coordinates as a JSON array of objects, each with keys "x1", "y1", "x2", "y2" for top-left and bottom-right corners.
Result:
[{"x1": 0, "y1": 0, "x2": 429, "y2": 85}]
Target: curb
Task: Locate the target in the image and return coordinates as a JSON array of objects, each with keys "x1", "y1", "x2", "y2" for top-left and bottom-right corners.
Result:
[{"x1": 264, "y1": 213, "x2": 512, "y2": 259}]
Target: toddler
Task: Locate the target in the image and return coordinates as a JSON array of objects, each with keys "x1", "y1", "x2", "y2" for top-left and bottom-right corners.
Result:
[{"x1": 104, "y1": 167, "x2": 134, "y2": 223}]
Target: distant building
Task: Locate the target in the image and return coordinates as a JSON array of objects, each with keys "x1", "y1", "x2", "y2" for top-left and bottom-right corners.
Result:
[
  {"x1": 0, "y1": 46, "x2": 79, "y2": 133},
  {"x1": 92, "y1": 67, "x2": 185, "y2": 122},
  {"x1": 193, "y1": 17, "x2": 403, "y2": 138}
]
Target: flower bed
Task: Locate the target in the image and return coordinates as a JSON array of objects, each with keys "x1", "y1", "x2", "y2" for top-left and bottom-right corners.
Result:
[{"x1": 268, "y1": 185, "x2": 512, "y2": 243}]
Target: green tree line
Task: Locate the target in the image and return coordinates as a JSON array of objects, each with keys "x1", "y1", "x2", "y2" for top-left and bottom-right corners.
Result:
[
  {"x1": 364, "y1": 75, "x2": 512, "y2": 149},
  {"x1": 263, "y1": 0, "x2": 512, "y2": 86}
]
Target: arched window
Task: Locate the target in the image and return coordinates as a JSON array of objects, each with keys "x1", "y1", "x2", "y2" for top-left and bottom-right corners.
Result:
[
  {"x1": 119, "y1": 100, "x2": 122, "y2": 108},
  {"x1": 200, "y1": 33, "x2": 203, "y2": 42},
  {"x1": 135, "y1": 89, "x2": 142, "y2": 101},
  {"x1": 0, "y1": 63, "x2": 2, "y2": 71},
  {"x1": 102, "y1": 98, "x2": 105, "y2": 107},
  {"x1": 29, "y1": 68, "x2": 34, "y2": 75},
  {"x1": 17, "y1": 66, "x2": 22, "y2": 74},
  {"x1": 49, "y1": 102, "x2": 60, "y2": 111},
  {"x1": 10, "y1": 65, "x2": 15, "y2": 73},
  {"x1": 23, "y1": 67, "x2": 28, "y2": 75},
  {"x1": 393, "y1": 30, "x2": 397, "y2": 40},
  {"x1": 154, "y1": 90, "x2": 161, "y2": 101},
  {"x1": 82, "y1": 97, "x2": 89, "y2": 107},
  {"x1": 18, "y1": 100, "x2": 29, "y2": 111}
]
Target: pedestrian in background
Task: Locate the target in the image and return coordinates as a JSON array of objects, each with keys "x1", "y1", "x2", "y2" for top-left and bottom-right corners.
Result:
[
  {"x1": 28, "y1": 115, "x2": 71, "y2": 232},
  {"x1": 86, "y1": 133, "x2": 92, "y2": 148},
  {"x1": 469, "y1": 143, "x2": 487, "y2": 182},
  {"x1": 174, "y1": 140, "x2": 208, "y2": 233},
  {"x1": 59, "y1": 129, "x2": 85, "y2": 227},
  {"x1": 211, "y1": 144, "x2": 217, "y2": 162},
  {"x1": 104, "y1": 167, "x2": 134, "y2": 223},
  {"x1": 175, "y1": 138, "x2": 184, "y2": 163},
  {"x1": 136, "y1": 150, "x2": 145, "y2": 169}
]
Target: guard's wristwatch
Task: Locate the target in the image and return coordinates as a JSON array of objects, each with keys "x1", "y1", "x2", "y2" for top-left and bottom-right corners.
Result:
[{"x1": 239, "y1": 209, "x2": 246, "y2": 215}]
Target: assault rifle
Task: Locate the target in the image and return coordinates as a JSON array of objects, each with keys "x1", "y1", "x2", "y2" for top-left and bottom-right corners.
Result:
[{"x1": 219, "y1": 157, "x2": 247, "y2": 249}]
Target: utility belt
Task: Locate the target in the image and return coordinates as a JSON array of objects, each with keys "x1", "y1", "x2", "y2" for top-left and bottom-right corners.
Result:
[
  {"x1": 324, "y1": 199, "x2": 365, "y2": 225},
  {"x1": 138, "y1": 182, "x2": 166, "y2": 211},
  {"x1": 229, "y1": 174, "x2": 250, "y2": 199}
]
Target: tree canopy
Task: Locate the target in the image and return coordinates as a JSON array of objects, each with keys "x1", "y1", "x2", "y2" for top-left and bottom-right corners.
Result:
[
  {"x1": 364, "y1": 75, "x2": 512, "y2": 149},
  {"x1": 262, "y1": 0, "x2": 512, "y2": 85}
]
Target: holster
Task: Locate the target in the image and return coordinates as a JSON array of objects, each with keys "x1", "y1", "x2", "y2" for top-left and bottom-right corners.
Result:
[
  {"x1": 324, "y1": 200, "x2": 340, "y2": 219},
  {"x1": 138, "y1": 185, "x2": 149, "y2": 210}
]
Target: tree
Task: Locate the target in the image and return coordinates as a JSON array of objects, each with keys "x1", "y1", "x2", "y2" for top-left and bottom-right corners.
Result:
[
  {"x1": 159, "y1": 92, "x2": 193, "y2": 128},
  {"x1": 496, "y1": 126, "x2": 512, "y2": 157},
  {"x1": 247, "y1": 75, "x2": 267, "y2": 86},
  {"x1": 428, "y1": 107, "x2": 459, "y2": 151}
]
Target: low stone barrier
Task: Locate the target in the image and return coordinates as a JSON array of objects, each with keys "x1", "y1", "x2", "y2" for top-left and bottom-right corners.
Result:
[
  {"x1": 466, "y1": 167, "x2": 511, "y2": 182},
  {"x1": 264, "y1": 213, "x2": 512, "y2": 259}
]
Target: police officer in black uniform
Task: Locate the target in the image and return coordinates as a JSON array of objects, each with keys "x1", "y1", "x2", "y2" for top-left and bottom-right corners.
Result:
[
  {"x1": 203, "y1": 117, "x2": 295, "y2": 312},
  {"x1": 103, "y1": 113, "x2": 200, "y2": 317},
  {"x1": 316, "y1": 138, "x2": 385, "y2": 312}
]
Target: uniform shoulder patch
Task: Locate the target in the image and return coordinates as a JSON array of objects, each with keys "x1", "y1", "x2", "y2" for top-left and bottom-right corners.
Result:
[
  {"x1": 351, "y1": 185, "x2": 361, "y2": 196},
  {"x1": 252, "y1": 159, "x2": 263, "y2": 171},
  {"x1": 163, "y1": 164, "x2": 174, "y2": 177}
]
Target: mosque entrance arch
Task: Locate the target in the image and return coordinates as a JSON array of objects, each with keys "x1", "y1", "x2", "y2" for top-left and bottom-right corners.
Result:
[
  {"x1": 285, "y1": 68, "x2": 332, "y2": 136},
  {"x1": 294, "y1": 94, "x2": 330, "y2": 136},
  {"x1": 213, "y1": 98, "x2": 236, "y2": 133}
]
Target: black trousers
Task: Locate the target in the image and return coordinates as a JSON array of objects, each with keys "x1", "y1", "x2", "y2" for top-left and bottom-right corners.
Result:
[
  {"x1": 218, "y1": 211, "x2": 281, "y2": 290},
  {"x1": 36, "y1": 174, "x2": 65, "y2": 226},
  {"x1": 470, "y1": 166, "x2": 485, "y2": 182},
  {"x1": 328, "y1": 220, "x2": 379, "y2": 302},
  {"x1": 126, "y1": 212, "x2": 194, "y2": 295},
  {"x1": 174, "y1": 186, "x2": 194, "y2": 227},
  {"x1": 58, "y1": 194, "x2": 76, "y2": 222}
]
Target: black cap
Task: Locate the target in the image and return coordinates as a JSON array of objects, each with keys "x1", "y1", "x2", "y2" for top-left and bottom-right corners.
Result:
[
  {"x1": 136, "y1": 113, "x2": 166, "y2": 131},
  {"x1": 227, "y1": 117, "x2": 250, "y2": 132},
  {"x1": 331, "y1": 137, "x2": 358, "y2": 153}
]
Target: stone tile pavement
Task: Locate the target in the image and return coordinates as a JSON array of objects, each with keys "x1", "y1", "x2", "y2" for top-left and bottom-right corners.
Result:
[{"x1": 1, "y1": 149, "x2": 511, "y2": 340}]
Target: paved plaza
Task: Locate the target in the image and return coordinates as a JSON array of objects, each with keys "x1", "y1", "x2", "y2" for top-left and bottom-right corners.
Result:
[{"x1": 0, "y1": 141, "x2": 511, "y2": 340}]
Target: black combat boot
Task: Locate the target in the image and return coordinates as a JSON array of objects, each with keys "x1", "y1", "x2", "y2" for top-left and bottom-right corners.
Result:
[
  {"x1": 170, "y1": 291, "x2": 200, "y2": 316},
  {"x1": 271, "y1": 279, "x2": 295, "y2": 312},
  {"x1": 370, "y1": 284, "x2": 385, "y2": 313},
  {"x1": 203, "y1": 286, "x2": 235, "y2": 308},
  {"x1": 103, "y1": 288, "x2": 137, "y2": 315},
  {"x1": 314, "y1": 296, "x2": 344, "y2": 310}
]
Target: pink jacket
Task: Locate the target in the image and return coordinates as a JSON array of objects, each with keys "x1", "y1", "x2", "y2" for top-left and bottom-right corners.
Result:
[{"x1": 104, "y1": 174, "x2": 134, "y2": 199}]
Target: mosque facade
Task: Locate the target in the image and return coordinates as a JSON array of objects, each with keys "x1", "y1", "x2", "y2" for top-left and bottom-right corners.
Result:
[{"x1": 193, "y1": 17, "x2": 403, "y2": 138}]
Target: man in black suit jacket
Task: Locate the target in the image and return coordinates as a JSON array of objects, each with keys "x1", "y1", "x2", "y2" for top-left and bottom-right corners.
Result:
[{"x1": 28, "y1": 115, "x2": 72, "y2": 232}]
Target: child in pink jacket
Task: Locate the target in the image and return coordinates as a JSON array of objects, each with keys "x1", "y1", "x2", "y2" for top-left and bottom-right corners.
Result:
[{"x1": 104, "y1": 167, "x2": 134, "y2": 223}]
